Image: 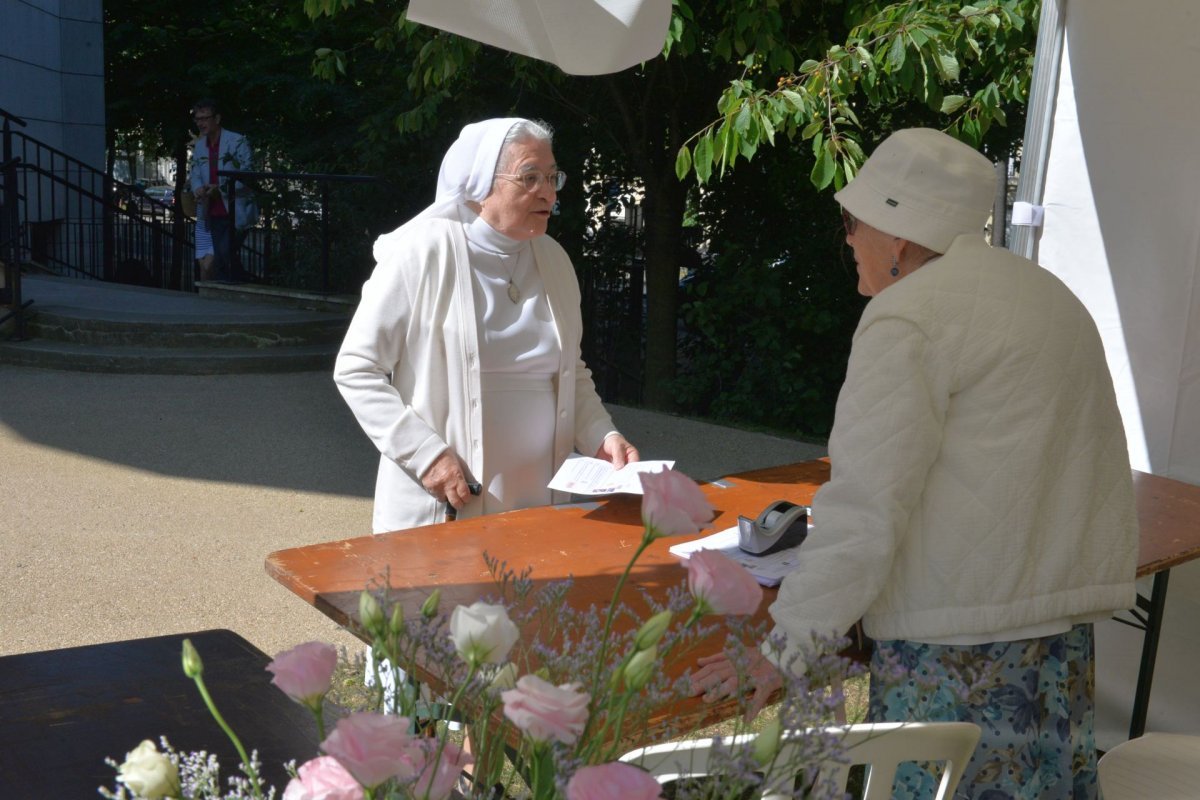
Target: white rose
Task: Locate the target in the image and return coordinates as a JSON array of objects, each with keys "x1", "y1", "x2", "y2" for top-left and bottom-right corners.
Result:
[
  {"x1": 449, "y1": 602, "x2": 519, "y2": 666},
  {"x1": 117, "y1": 740, "x2": 179, "y2": 800}
]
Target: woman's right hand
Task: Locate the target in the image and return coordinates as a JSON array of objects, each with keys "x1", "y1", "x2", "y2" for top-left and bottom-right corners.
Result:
[{"x1": 421, "y1": 449, "x2": 472, "y2": 509}]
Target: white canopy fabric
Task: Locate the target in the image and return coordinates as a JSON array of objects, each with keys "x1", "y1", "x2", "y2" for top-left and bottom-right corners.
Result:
[
  {"x1": 406, "y1": 0, "x2": 671, "y2": 75},
  {"x1": 1018, "y1": 0, "x2": 1200, "y2": 749},
  {"x1": 1022, "y1": 0, "x2": 1200, "y2": 485}
]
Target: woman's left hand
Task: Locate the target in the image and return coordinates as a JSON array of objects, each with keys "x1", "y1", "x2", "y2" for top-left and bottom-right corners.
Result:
[
  {"x1": 689, "y1": 651, "x2": 784, "y2": 722},
  {"x1": 595, "y1": 434, "x2": 639, "y2": 469}
]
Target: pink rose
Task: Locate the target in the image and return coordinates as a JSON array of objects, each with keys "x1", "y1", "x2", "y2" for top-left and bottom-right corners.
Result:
[
  {"x1": 412, "y1": 739, "x2": 474, "y2": 800},
  {"x1": 321, "y1": 712, "x2": 424, "y2": 789},
  {"x1": 687, "y1": 549, "x2": 764, "y2": 615},
  {"x1": 501, "y1": 674, "x2": 591, "y2": 744},
  {"x1": 639, "y1": 468, "x2": 715, "y2": 538},
  {"x1": 267, "y1": 641, "x2": 338, "y2": 710},
  {"x1": 566, "y1": 763, "x2": 664, "y2": 800},
  {"x1": 282, "y1": 756, "x2": 364, "y2": 800}
]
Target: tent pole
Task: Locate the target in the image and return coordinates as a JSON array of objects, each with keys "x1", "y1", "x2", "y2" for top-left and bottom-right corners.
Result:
[{"x1": 1010, "y1": 0, "x2": 1068, "y2": 261}]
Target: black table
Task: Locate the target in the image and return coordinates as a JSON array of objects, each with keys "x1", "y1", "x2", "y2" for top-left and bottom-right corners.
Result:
[{"x1": 0, "y1": 629, "x2": 323, "y2": 796}]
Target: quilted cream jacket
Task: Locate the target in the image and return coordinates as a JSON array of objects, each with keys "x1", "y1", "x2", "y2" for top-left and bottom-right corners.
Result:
[{"x1": 768, "y1": 234, "x2": 1139, "y2": 667}]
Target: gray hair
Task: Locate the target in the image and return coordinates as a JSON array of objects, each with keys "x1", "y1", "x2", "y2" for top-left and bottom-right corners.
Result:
[{"x1": 496, "y1": 119, "x2": 554, "y2": 173}]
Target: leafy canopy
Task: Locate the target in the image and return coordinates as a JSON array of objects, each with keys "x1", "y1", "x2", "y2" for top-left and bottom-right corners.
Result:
[{"x1": 674, "y1": 0, "x2": 1038, "y2": 189}]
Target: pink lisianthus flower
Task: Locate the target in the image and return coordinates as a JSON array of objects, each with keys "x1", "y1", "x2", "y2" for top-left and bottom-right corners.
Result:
[
  {"x1": 687, "y1": 549, "x2": 764, "y2": 615},
  {"x1": 639, "y1": 468, "x2": 715, "y2": 539},
  {"x1": 321, "y1": 712, "x2": 425, "y2": 789},
  {"x1": 266, "y1": 641, "x2": 338, "y2": 710},
  {"x1": 412, "y1": 738, "x2": 474, "y2": 800},
  {"x1": 566, "y1": 762, "x2": 665, "y2": 800},
  {"x1": 501, "y1": 674, "x2": 590, "y2": 745},
  {"x1": 282, "y1": 756, "x2": 364, "y2": 800}
]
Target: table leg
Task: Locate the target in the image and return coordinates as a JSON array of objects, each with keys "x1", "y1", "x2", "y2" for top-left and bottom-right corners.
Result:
[{"x1": 1128, "y1": 570, "x2": 1170, "y2": 739}]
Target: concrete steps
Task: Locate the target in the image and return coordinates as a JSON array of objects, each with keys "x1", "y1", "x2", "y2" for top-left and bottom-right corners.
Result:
[
  {"x1": 0, "y1": 338, "x2": 339, "y2": 374},
  {"x1": 196, "y1": 281, "x2": 358, "y2": 314},
  {"x1": 0, "y1": 275, "x2": 352, "y2": 374}
]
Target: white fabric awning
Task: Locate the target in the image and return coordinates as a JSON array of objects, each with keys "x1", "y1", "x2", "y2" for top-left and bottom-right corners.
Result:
[{"x1": 406, "y1": 0, "x2": 671, "y2": 75}]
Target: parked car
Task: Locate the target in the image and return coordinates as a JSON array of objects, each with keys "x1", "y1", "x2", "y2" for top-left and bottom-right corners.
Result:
[{"x1": 142, "y1": 184, "x2": 175, "y2": 207}]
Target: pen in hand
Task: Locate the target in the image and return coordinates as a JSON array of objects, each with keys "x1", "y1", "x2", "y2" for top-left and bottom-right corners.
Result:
[{"x1": 445, "y1": 482, "x2": 482, "y2": 521}]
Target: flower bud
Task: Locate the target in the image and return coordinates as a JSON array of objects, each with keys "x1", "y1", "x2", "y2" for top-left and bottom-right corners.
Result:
[
  {"x1": 752, "y1": 715, "x2": 782, "y2": 765},
  {"x1": 117, "y1": 740, "x2": 179, "y2": 800},
  {"x1": 181, "y1": 638, "x2": 203, "y2": 678},
  {"x1": 389, "y1": 603, "x2": 405, "y2": 636},
  {"x1": 421, "y1": 588, "x2": 442, "y2": 619},
  {"x1": 623, "y1": 645, "x2": 657, "y2": 691},
  {"x1": 359, "y1": 591, "x2": 385, "y2": 637},
  {"x1": 633, "y1": 610, "x2": 672, "y2": 650}
]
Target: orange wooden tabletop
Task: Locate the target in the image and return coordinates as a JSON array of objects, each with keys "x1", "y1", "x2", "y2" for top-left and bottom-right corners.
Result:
[
  {"x1": 265, "y1": 460, "x2": 832, "y2": 636},
  {"x1": 265, "y1": 460, "x2": 1200, "y2": 737},
  {"x1": 1131, "y1": 469, "x2": 1200, "y2": 576}
]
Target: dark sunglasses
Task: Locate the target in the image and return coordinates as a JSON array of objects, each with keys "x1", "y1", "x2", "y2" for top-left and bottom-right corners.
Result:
[{"x1": 841, "y1": 208, "x2": 858, "y2": 235}]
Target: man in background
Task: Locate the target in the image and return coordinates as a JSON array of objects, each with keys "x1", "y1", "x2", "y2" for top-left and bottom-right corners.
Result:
[{"x1": 188, "y1": 99, "x2": 259, "y2": 282}]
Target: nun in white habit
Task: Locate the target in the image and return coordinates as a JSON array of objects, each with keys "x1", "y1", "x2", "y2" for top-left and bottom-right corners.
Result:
[{"x1": 335, "y1": 117, "x2": 638, "y2": 533}]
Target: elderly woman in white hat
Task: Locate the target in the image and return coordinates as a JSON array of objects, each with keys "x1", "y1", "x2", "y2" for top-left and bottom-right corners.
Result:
[
  {"x1": 693, "y1": 128, "x2": 1138, "y2": 799},
  {"x1": 335, "y1": 118, "x2": 637, "y2": 533}
]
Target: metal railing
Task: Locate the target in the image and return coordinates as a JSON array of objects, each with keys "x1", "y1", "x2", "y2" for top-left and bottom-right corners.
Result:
[
  {"x1": 1, "y1": 110, "x2": 32, "y2": 339},
  {"x1": 220, "y1": 169, "x2": 379, "y2": 293},
  {"x1": 1, "y1": 107, "x2": 190, "y2": 298},
  {"x1": 1, "y1": 106, "x2": 383, "y2": 321}
]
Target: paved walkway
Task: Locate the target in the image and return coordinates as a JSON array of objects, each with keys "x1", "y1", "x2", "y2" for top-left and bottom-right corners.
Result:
[{"x1": 0, "y1": 363, "x2": 826, "y2": 661}]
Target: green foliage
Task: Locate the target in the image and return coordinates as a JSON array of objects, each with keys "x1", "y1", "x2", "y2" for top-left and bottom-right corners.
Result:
[
  {"x1": 104, "y1": 0, "x2": 1038, "y2": 435},
  {"x1": 673, "y1": 150, "x2": 865, "y2": 438},
  {"x1": 677, "y1": 0, "x2": 1039, "y2": 189}
]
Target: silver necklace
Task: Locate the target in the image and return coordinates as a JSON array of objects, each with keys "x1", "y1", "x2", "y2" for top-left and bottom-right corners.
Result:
[{"x1": 500, "y1": 255, "x2": 521, "y2": 303}]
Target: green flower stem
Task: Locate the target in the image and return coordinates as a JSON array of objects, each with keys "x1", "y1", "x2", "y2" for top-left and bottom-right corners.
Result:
[
  {"x1": 590, "y1": 535, "x2": 653, "y2": 696},
  {"x1": 596, "y1": 692, "x2": 634, "y2": 761},
  {"x1": 311, "y1": 702, "x2": 326, "y2": 742},
  {"x1": 191, "y1": 672, "x2": 262, "y2": 800},
  {"x1": 596, "y1": 603, "x2": 703, "y2": 761}
]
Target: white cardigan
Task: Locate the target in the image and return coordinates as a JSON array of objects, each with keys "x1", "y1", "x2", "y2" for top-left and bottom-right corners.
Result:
[
  {"x1": 768, "y1": 234, "x2": 1139, "y2": 667},
  {"x1": 334, "y1": 215, "x2": 616, "y2": 533}
]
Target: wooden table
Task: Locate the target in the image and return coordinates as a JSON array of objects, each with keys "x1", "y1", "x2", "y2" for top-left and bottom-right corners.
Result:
[
  {"x1": 1124, "y1": 470, "x2": 1200, "y2": 738},
  {"x1": 267, "y1": 460, "x2": 835, "y2": 739},
  {"x1": 266, "y1": 460, "x2": 1200, "y2": 742},
  {"x1": 0, "y1": 629, "x2": 322, "y2": 796}
]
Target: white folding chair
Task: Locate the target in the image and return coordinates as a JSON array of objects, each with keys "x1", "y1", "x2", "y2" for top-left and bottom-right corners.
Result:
[
  {"x1": 1097, "y1": 732, "x2": 1200, "y2": 800},
  {"x1": 621, "y1": 721, "x2": 981, "y2": 800}
]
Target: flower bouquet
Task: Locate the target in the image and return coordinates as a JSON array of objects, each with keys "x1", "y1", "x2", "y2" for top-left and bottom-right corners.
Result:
[{"x1": 102, "y1": 469, "x2": 859, "y2": 800}]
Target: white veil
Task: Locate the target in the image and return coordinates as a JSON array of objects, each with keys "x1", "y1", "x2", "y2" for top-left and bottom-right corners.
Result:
[{"x1": 414, "y1": 117, "x2": 527, "y2": 223}]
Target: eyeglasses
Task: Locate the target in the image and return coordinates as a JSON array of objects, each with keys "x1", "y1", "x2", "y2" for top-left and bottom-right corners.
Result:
[
  {"x1": 495, "y1": 171, "x2": 567, "y2": 192},
  {"x1": 841, "y1": 208, "x2": 858, "y2": 235},
  {"x1": 193, "y1": 114, "x2": 214, "y2": 123}
]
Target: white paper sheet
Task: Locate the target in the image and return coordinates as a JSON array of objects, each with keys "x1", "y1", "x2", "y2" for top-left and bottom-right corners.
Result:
[
  {"x1": 547, "y1": 454, "x2": 674, "y2": 495},
  {"x1": 668, "y1": 525, "x2": 808, "y2": 587}
]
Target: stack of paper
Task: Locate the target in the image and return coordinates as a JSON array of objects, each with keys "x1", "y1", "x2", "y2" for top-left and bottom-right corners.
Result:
[
  {"x1": 547, "y1": 454, "x2": 675, "y2": 495},
  {"x1": 668, "y1": 526, "x2": 807, "y2": 587}
]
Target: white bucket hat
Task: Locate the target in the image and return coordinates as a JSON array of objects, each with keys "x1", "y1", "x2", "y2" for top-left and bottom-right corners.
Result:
[{"x1": 834, "y1": 128, "x2": 996, "y2": 254}]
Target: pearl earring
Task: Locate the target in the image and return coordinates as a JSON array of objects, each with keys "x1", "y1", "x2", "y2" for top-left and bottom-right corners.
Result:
[{"x1": 890, "y1": 255, "x2": 900, "y2": 277}]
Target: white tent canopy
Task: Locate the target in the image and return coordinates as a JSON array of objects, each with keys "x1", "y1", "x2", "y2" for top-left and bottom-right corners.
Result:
[
  {"x1": 1015, "y1": 0, "x2": 1200, "y2": 748},
  {"x1": 1016, "y1": 0, "x2": 1200, "y2": 484}
]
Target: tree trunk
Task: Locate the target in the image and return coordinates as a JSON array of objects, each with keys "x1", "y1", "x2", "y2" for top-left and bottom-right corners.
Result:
[{"x1": 640, "y1": 176, "x2": 686, "y2": 410}]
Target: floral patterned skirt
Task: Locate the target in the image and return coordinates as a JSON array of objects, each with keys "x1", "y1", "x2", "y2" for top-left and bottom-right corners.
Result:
[{"x1": 867, "y1": 623, "x2": 1097, "y2": 800}]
